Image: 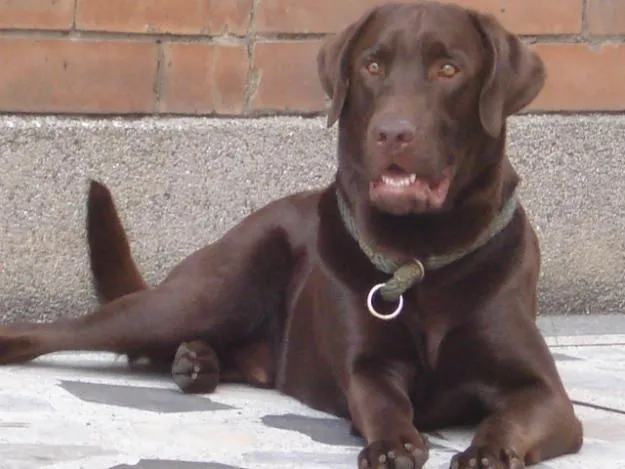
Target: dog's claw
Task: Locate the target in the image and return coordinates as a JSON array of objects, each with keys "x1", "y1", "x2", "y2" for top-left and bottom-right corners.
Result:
[
  {"x1": 358, "y1": 438, "x2": 427, "y2": 469},
  {"x1": 450, "y1": 446, "x2": 525, "y2": 469}
]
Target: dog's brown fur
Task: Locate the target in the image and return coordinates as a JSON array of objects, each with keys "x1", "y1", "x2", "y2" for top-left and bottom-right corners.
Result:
[{"x1": 0, "y1": 2, "x2": 582, "y2": 468}]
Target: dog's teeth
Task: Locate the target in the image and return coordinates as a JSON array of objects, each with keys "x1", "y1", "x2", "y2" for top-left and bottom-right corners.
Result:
[{"x1": 382, "y1": 175, "x2": 415, "y2": 187}]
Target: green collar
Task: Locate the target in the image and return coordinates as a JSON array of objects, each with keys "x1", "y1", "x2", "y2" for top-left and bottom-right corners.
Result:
[{"x1": 336, "y1": 188, "x2": 519, "y2": 305}]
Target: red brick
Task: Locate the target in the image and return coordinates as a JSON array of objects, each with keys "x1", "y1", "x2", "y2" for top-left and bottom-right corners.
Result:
[
  {"x1": 0, "y1": 38, "x2": 158, "y2": 113},
  {"x1": 0, "y1": 0, "x2": 75, "y2": 30},
  {"x1": 250, "y1": 40, "x2": 625, "y2": 115},
  {"x1": 160, "y1": 43, "x2": 248, "y2": 115},
  {"x1": 255, "y1": 0, "x2": 387, "y2": 34},
  {"x1": 76, "y1": 0, "x2": 253, "y2": 35},
  {"x1": 494, "y1": 0, "x2": 583, "y2": 35},
  {"x1": 587, "y1": 0, "x2": 625, "y2": 35},
  {"x1": 529, "y1": 43, "x2": 625, "y2": 111},
  {"x1": 250, "y1": 40, "x2": 325, "y2": 113},
  {"x1": 255, "y1": 0, "x2": 583, "y2": 35}
]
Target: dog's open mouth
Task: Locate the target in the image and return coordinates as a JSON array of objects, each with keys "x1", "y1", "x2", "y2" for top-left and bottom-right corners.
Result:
[{"x1": 369, "y1": 167, "x2": 452, "y2": 214}]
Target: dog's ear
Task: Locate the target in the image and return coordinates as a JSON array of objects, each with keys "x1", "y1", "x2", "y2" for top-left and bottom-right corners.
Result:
[
  {"x1": 473, "y1": 13, "x2": 546, "y2": 138},
  {"x1": 317, "y1": 8, "x2": 378, "y2": 128}
]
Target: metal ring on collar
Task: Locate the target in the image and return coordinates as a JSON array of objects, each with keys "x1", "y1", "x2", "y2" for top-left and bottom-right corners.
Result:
[{"x1": 366, "y1": 283, "x2": 404, "y2": 321}]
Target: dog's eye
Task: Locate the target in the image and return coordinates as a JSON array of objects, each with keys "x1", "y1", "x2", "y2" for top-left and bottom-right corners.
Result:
[
  {"x1": 438, "y1": 63, "x2": 459, "y2": 78},
  {"x1": 366, "y1": 61, "x2": 383, "y2": 76}
]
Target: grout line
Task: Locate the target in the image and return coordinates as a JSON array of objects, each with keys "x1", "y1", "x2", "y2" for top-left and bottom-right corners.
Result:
[
  {"x1": 545, "y1": 315, "x2": 559, "y2": 346},
  {"x1": 572, "y1": 400, "x2": 625, "y2": 416},
  {"x1": 545, "y1": 334, "x2": 625, "y2": 347}
]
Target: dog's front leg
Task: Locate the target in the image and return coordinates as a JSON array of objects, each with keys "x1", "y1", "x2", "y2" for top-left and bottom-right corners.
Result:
[
  {"x1": 347, "y1": 359, "x2": 429, "y2": 469},
  {"x1": 450, "y1": 386, "x2": 583, "y2": 469}
]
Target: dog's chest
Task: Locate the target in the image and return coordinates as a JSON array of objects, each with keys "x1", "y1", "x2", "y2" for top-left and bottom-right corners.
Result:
[{"x1": 399, "y1": 293, "x2": 451, "y2": 371}]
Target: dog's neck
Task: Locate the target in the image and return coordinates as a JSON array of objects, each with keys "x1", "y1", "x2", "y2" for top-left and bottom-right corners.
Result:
[{"x1": 334, "y1": 129, "x2": 520, "y2": 261}]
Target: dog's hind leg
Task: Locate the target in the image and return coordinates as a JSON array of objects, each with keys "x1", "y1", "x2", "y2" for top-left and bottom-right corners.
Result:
[
  {"x1": 86, "y1": 180, "x2": 176, "y2": 369},
  {"x1": 83, "y1": 180, "x2": 285, "y2": 390},
  {"x1": 172, "y1": 336, "x2": 275, "y2": 394},
  {"x1": 1, "y1": 181, "x2": 296, "y2": 395},
  {"x1": 0, "y1": 239, "x2": 288, "y2": 369},
  {"x1": 0, "y1": 287, "x2": 186, "y2": 364}
]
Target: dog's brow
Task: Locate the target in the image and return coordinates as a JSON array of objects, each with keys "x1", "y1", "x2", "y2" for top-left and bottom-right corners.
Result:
[
  {"x1": 418, "y1": 34, "x2": 452, "y2": 56},
  {"x1": 417, "y1": 35, "x2": 472, "y2": 67},
  {"x1": 363, "y1": 42, "x2": 393, "y2": 61}
]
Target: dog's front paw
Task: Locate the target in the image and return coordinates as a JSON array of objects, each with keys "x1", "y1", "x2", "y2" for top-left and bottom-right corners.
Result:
[
  {"x1": 450, "y1": 446, "x2": 524, "y2": 469},
  {"x1": 358, "y1": 438, "x2": 428, "y2": 469},
  {"x1": 171, "y1": 340, "x2": 220, "y2": 394}
]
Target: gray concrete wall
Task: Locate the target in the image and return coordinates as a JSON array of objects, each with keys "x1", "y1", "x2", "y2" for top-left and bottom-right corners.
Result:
[{"x1": 0, "y1": 115, "x2": 623, "y2": 323}]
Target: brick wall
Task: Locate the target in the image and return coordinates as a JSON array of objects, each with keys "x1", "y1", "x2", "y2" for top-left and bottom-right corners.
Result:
[{"x1": 0, "y1": 0, "x2": 623, "y2": 116}]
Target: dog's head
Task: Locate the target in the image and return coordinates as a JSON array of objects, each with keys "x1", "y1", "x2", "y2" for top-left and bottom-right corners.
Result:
[{"x1": 318, "y1": 1, "x2": 545, "y2": 216}]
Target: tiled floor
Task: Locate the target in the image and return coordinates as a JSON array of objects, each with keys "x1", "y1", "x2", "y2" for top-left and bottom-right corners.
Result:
[{"x1": 1, "y1": 316, "x2": 625, "y2": 469}]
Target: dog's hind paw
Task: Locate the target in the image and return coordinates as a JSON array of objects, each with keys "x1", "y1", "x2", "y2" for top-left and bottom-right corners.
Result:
[
  {"x1": 171, "y1": 340, "x2": 220, "y2": 394},
  {"x1": 0, "y1": 327, "x2": 41, "y2": 365},
  {"x1": 450, "y1": 446, "x2": 524, "y2": 469},
  {"x1": 358, "y1": 438, "x2": 428, "y2": 469}
]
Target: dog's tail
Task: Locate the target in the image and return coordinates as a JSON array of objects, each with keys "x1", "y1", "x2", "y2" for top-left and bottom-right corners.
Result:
[{"x1": 86, "y1": 179, "x2": 149, "y2": 303}]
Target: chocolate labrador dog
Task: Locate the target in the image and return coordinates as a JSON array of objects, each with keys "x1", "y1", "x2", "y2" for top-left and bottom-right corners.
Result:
[{"x1": 0, "y1": 2, "x2": 582, "y2": 468}]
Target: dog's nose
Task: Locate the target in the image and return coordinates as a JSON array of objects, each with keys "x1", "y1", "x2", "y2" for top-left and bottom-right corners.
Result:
[{"x1": 373, "y1": 119, "x2": 416, "y2": 147}]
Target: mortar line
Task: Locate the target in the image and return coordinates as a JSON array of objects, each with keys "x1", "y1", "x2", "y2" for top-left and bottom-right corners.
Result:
[
  {"x1": 581, "y1": 0, "x2": 590, "y2": 39},
  {"x1": 0, "y1": 29, "x2": 243, "y2": 44},
  {"x1": 72, "y1": 0, "x2": 79, "y2": 30},
  {"x1": 0, "y1": 28, "x2": 622, "y2": 44},
  {"x1": 243, "y1": 0, "x2": 261, "y2": 115},
  {"x1": 0, "y1": 109, "x2": 622, "y2": 121},
  {"x1": 0, "y1": 28, "x2": 325, "y2": 43},
  {"x1": 154, "y1": 41, "x2": 165, "y2": 114}
]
